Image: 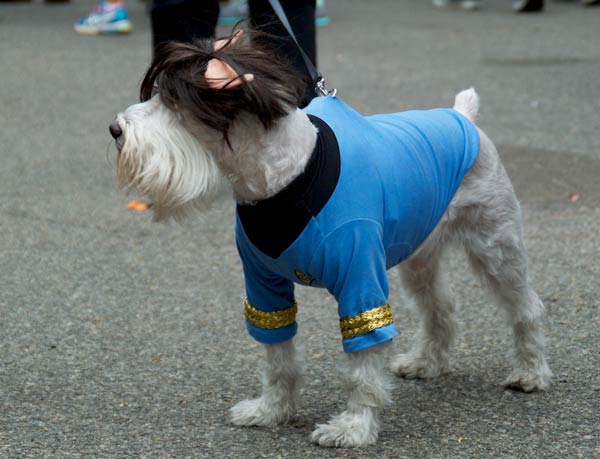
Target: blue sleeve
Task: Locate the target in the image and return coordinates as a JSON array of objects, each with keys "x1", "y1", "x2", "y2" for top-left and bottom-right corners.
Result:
[
  {"x1": 310, "y1": 220, "x2": 398, "y2": 352},
  {"x1": 236, "y1": 237, "x2": 297, "y2": 345}
]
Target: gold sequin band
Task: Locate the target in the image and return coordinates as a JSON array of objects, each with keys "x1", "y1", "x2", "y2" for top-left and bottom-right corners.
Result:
[
  {"x1": 244, "y1": 298, "x2": 297, "y2": 330},
  {"x1": 340, "y1": 304, "x2": 394, "y2": 339}
]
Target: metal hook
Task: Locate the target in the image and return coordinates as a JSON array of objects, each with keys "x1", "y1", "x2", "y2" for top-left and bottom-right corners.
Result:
[{"x1": 315, "y1": 77, "x2": 337, "y2": 97}]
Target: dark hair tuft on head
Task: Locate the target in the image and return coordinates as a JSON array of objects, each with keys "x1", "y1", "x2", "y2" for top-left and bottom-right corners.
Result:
[{"x1": 139, "y1": 29, "x2": 306, "y2": 141}]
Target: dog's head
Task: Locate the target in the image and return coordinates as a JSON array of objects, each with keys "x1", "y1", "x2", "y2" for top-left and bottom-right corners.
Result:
[{"x1": 110, "y1": 29, "x2": 305, "y2": 221}]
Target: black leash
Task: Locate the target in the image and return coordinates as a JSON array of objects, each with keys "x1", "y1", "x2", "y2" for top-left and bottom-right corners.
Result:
[{"x1": 267, "y1": 0, "x2": 336, "y2": 97}]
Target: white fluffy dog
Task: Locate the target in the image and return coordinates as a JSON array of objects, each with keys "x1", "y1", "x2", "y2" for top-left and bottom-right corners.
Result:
[{"x1": 109, "y1": 31, "x2": 551, "y2": 447}]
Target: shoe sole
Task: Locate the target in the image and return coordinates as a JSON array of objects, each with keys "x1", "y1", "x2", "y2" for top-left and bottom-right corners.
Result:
[
  {"x1": 432, "y1": 1, "x2": 480, "y2": 10},
  {"x1": 74, "y1": 20, "x2": 132, "y2": 35}
]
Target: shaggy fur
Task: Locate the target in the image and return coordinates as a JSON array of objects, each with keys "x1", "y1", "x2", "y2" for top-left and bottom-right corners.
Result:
[{"x1": 110, "y1": 30, "x2": 551, "y2": 448}]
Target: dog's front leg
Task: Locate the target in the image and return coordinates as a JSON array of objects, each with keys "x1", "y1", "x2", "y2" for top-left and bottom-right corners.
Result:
[
  {"x1": 311, "y1": 343, "x2": 394, "y2": 447},
  {"x1": 230, "y1": 339, "x2": 302, "y2": 426}
]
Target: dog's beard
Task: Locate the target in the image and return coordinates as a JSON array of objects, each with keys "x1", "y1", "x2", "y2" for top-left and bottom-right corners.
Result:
[{"x1": 115, "y1": 99, "x2": 223, "y2": 221}]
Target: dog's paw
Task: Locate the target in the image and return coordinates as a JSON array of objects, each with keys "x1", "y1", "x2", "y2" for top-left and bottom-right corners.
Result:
[
  {"x1": 390, "y1": 353, "x2": 448, "y2": 379},
  {"x1": 230, "y1": 397, "x2": 294, "y2": 427},
  {"x1": 310, "y1": 411, "x2": 379, "y2": 448},
  {"x1": 503, "y1": 367, "x2": 551, "y2": 392}
]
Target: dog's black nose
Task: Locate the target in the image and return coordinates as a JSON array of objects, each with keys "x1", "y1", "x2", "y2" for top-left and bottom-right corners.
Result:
[{"x1": 109, "y1": 122, "x2": 122, "y2": 139}]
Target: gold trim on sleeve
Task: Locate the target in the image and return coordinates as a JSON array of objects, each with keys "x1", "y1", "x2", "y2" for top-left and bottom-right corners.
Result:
[
  {"x1": 340, "y1": 304, "x2": 394, "y2": 339},
  {"x1": 244, "y1": 298, "x2": 297, "y2": 330}
]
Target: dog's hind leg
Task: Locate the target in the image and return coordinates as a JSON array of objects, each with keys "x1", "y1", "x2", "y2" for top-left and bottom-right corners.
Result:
[
  {"x1": 456, "y1": 134, "x2": 551, "y2": 391},
  {"x1": 465, "y1": 222, "x2": 551, "y2": 392},
  {"x1": 311, "y1": 342, "x2": 394, "y2": 447},
  {"x1": 390, "y1": 249, "x2": 456, "y2": 379},
  {"x1": 230, "y1": 339, "x2": 302, "y2": 426}
]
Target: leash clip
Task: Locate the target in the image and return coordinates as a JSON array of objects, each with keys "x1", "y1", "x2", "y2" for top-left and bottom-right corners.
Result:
[{"x1": 315, "y1": 77, "x2": 337, "y2": 97}]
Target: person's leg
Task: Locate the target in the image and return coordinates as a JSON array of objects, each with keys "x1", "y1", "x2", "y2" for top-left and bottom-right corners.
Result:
[
  {"x1": 249, "y1": 0, "x2": 317, "y2": 107},
  {"x1": 219, "y1": 0, "x2": 249, "y2": 25},
  {"x1": 149, "y1": 0, "x2": 317, "y2": 105},
  {"x1": 219, "y1": 0, "x2": 329, "y2": 27},
  {"x1": 151, "y1": 0, "x2": 220, "y2": 51}
]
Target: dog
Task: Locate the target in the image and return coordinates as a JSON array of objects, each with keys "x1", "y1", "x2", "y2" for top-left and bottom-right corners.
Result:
[{"x1": 109, "y1": 30, "x2": 551, "y2": 447}]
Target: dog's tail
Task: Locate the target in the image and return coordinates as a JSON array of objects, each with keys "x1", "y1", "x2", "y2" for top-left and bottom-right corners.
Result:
[{"x1": 453, "y1": 88, "x2": 479, "y2": 122}]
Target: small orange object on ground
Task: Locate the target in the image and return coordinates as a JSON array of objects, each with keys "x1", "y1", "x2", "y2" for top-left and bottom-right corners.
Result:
[{"x1": 127, "y1": 199, "x2": 150, "y2": 211}]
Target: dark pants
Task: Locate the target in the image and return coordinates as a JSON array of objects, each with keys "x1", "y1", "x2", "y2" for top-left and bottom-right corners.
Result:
[{"x1": 150, "y1": 0, "x2": 317, "y2": 106}]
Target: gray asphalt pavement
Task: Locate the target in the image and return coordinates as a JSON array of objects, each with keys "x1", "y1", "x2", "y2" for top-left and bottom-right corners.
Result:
[{"x1": 1, "y1": 1, "x2": 598, "y2": 458}]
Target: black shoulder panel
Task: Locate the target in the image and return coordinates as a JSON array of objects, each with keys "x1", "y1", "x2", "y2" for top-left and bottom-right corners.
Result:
[{"x1": 236, "y1": 115, "x2": 340, "y2": 258}]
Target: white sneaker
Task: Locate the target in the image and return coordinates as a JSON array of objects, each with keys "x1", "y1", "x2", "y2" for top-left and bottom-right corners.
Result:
[
  {"x1": 433, "y1": 0, "x2": 481, "y2": 10},
  {"x1": 459, "y1": 0, "x2": 481, "y2": 10}
]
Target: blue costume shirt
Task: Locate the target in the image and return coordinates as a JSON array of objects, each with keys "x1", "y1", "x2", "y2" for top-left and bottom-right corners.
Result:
[{"x1": 235, "y1": 96, "x2": 480, "y2": 352}]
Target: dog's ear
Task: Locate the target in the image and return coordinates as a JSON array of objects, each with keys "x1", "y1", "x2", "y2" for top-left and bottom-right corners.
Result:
[
  {"x1": 206, "y1": 29, "x2": 254, "y2": 89},
  {"x1": 205, "y1": 58, "x2": 254, "y2": 90}
]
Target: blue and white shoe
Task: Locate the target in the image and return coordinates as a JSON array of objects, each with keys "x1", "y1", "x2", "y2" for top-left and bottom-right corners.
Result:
[
  {"x1": 315, "y1": 0, "x2": 330, "y2": 27},
  {"x1": 74, "y1": 1, "x2": 132, "y2": 35}
]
